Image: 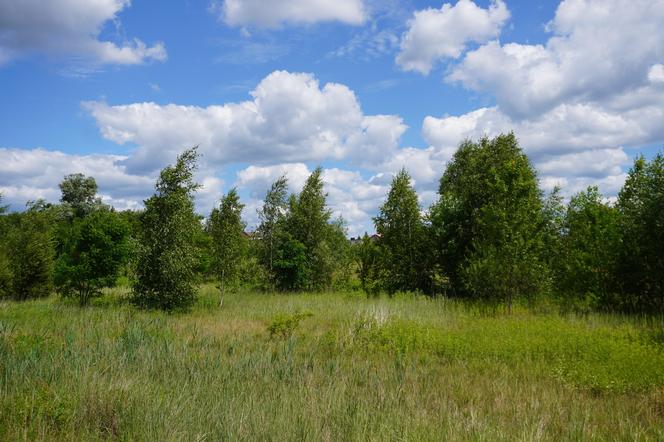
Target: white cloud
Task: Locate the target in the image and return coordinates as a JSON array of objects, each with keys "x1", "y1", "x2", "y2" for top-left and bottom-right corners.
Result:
[
  {"x1": 420, "y1": 97, "x2": 664, "y2": 196},
  {"x1": 0, "y1": 0, "x2": 166, "y2": 67},
  {"x1": 213, "y1": 0, "x2": 366, "y2": 28},
  {"x1": 84, "y1": 70, "x2": 406, "y2": 174},
  {"x1": 234, "y1": 163, "x2": 388, "y2": 236},
  {"x1": 649, "y1": 64, "x2": 664, "y2": 83},
  {"x1": 396, "y1": 0, "x2": 509, "y2": 74},
  {"x1": 448, "y1": 0, "x2": 664, "y2": 118},
  {"x1": 0, "y1": 148, "x2": 153, "y2": 210}
]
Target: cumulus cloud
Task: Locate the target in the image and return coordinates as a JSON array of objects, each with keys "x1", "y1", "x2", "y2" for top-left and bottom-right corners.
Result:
[
  {"x1": 0, "y1": 148, "x2": 153, "y2": 211},
  {"x1": 235, "y1": 163, "x2": 387, "y2": 235},
  {"x1": 213, "y1": 0, "x2": 366, "y2": 28},
  {"x1": 396, "y1": 0, "x2": 509, "y2": 74},
  {"x1": 84, "y1": 70, "x2": 406, "y2": 174},
  {"x1": 448, "y1": 0, "x2": 664, "y2": 118},
  {"x1": 407, "y1": 0, "x2": 664, "y2": 200},
  {"x1": 0, "y1": 0, "x2": 166, "y2": 67},
  {"x1": 420, "y1": 97, "x2": 664, "y2": 195}
]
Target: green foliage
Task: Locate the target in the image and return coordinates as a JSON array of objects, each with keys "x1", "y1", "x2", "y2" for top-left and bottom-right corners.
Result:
[
  {"x1": 0, "y1": 194, "x2": 11, "y2": 298},
  {"x1": 556, "y1": 187, "x2": 620, "y2": 310},
  {"x1": 353, "y1": 234, "x2": 382, "y2": 296},
  {"x1": 5, "y1": 210, "x2": 55, "y2": 300},
  {"x1": 273, "y1": 231, "x2": 310, "y2": 291},
  {"x1": 132, "y1": 148, "x2": 201, "y2": 311},
  {"x1": 272, "y1": 167, "x2": 349, "y2": 291},
  {"x1": 374, "y1": 169, "x2": 429, "y2": 294},
  {"x1": 615, "y1": 153, "x2": 664, "y2": 313},
  {"x1": 0, "y1": 251, "x2": 11, "y2": 299},
  {"x1": 208, "y1": 188, "x2": 247, "y2": 292},
  {"x1": 53, "y1": 210, "x2": 131, "y2": 305},
  {"x1": 267, "y1": 311, "x2": 313, "y2": 338},
  {"x1": 431, "y1": 134, "x2": 550, "y2": 307},
  {"x1": 257, "y1": 175, "x2": 289, "y2": 284},
  {"x1": 192, "y1": 217, "x2": 214, "y2": 279},
  {"x1": 59, "y1": 173, "x2": 103, "y2": 218}
]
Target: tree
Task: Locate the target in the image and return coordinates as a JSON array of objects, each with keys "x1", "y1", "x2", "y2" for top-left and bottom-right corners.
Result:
[
  {"x1": 54, "y1": 210, "x2": 131, "y2": 305},
  {"x1": 374, "y1": 169, "x2": 429, "y2": 293},
  {"x1": 615, "y1": 153, "x2": 664, "y2": 312},
  {"x1": 208, "y1": 188, "x2": 247, "y2": 299},
  {"x1": 555, "y1": 187, "x2": 620, "y2": 309},
  {"x1": 273, "y1": 231, "x2": 309, "y2": 291},
  {"x1": 257, "y1": 175, "x2": 289, "y2": 284},
  {"x1": 59, "y1": 173, "x2": 103, "y2": 218},
  {"x1": 0, "y1": 193, "x2": 11, "y2": 298},
  {"x1": 353, "y1": 233, "x2": 382, "y2": 296},
  {"x1": 430, "y1": 134, "x2": 549, "y2": 309},
  {"x1": 280, "y1": 167, "x2": 333, "y2": 290},
  {"x1": 132, "y1": 148, "x2": 201, "y2": 310},
  {"x1": 6, "y1": 209, "x2": 55, "y2": 300}
]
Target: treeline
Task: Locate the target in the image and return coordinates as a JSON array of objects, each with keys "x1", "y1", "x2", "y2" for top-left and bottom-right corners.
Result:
[{"x1": 0, "y1": 134, "x2": 662, "y2": 313}]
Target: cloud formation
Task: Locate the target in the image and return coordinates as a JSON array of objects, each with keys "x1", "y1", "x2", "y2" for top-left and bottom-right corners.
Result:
[
  {"x1": 0, "y1": 0, "x2": 166, "y2": 67},
  {"x1": 396, "y1": 0, "x2": 509, "y2": 74},
  {"x1": 84, "y1": 71, "x2": 406, "y2": 174},
  {"x1": 448, "y1": 0, "x2": 664, "y2": 118},
  {"x1": 213, "y1": 0, "x2": 366, "y2": 28}
]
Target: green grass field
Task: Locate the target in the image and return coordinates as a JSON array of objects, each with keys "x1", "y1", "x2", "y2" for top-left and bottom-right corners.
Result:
[{"x1": 1, "y1": 285, "x2": 663, "y2": 441}]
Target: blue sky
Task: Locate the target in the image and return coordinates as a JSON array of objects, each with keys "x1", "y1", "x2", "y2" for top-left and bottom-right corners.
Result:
[{"x1": 1, "y1": 0, "x2": 663, "y2": 235}]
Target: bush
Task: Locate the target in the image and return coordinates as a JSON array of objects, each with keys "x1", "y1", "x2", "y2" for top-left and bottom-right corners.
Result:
[
  {"x1": 7, "y1": 211, "x2": 55, "y2": 300},
  {"x1": 267, "y1": 311, "x2": 313, "y2": 339},
  {"x1": 54, "y1": 210, "x2": 131, "y2": 305}
]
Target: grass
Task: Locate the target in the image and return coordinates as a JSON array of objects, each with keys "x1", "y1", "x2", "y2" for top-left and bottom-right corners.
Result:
[{"x1": 0, "y1": 284, "x2": 663, "y2": 441}]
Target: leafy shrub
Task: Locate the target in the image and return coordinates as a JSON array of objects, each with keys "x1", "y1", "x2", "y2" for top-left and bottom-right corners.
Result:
[
  {"x1": 54, "y1": 210, "x2": 131, "y2": 305},
  {"x1": 267, "y1": 311, "x2": 313, "y2": 339},
  {"x1": 7, "y1": 211, "x2": 55, "y2": 300}
]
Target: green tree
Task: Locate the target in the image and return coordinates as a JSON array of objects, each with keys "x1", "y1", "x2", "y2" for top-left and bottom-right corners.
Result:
[
  {"x1": 0, "y1": 194, "x2": 11, "y2": 298},
  {"x1": 281, "y1": 167, "x2": 333, "y2": 290},
  {"x1": 353, "y1": 233, "x2": 382, "y2": 296},
  {"x1": 132, "y1": 148, "x2": 201, "y2": 310},
  {"x1": 208, "y1": 188, "x2": 247, "y2": 298},
  {"x1": 273, "y1": 231, "x2": 309, "y2": 291},
  {"x1": 615, "y1": 153, "x2": 664, "y2": 312},
  {"x1": 374, "y1": 169, "x2": 429, "y2": 293},
  {"x1": 556, "y1": 187, "x2": 620, "y2": 310},
  {"x1": 53, "y1": 210, "x2": 131, "y2": 305},
  {"x1": 430, "y1": 134, "x2": 549, "y2": 309},
  {"x1": 7, "y1": 209, "x2": 55, "y2": 300},
  {"x1": 257, "y1": 175, "x2": 289, "y2": 284},
  {"x1": 59, "y1": 173, "x2": 103, "y2": 218}
]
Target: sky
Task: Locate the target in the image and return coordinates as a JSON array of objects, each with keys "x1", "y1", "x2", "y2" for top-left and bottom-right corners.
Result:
[{"x1": 1, "y1": 0, "x2": 663, "y2": 236}]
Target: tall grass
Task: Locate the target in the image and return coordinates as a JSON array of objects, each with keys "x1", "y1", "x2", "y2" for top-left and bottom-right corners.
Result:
[{"x1": 0, "y1": 285, "x2": 662, "y2": 440}]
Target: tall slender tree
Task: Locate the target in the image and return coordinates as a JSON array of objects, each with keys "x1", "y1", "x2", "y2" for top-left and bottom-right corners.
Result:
[
  {"x1": 208, "y1": 188, "x2": 247, "y2": 301},
  {"x1": 257, "y1": 175, "x2": 288, "y2": 282},
  {"x1": 374, "y1": 169, "x2": 428, "y2": 293},
  {"x1": 281, "y1": 167, "x2": 332, "y2": 290},
  {"x1": 132, "y1": 148, "x2": 201, "y2": 310}
]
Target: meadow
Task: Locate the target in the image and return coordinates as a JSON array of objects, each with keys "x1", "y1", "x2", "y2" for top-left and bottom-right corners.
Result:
[{"x1": 1, "y1": 285, "x2": 663, "y2": 441}]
